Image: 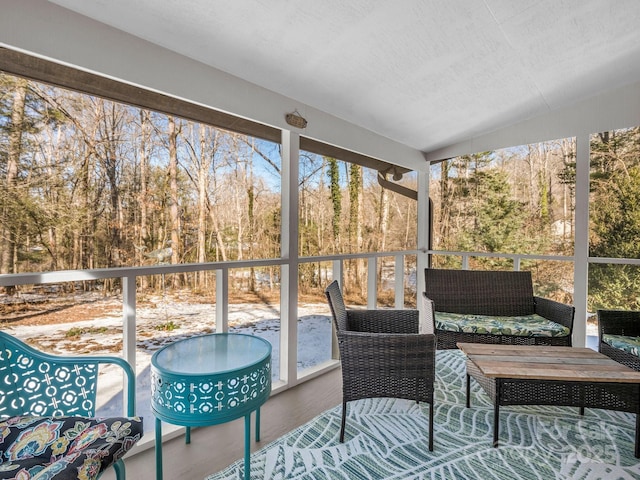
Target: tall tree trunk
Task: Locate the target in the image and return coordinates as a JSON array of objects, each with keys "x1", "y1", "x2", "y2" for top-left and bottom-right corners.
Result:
[
  {"x1": 328, "y1": 157, "x2": 341, "y2": 253},
  {"x1": 98, "y1": 100, "x2": 122, "y2": 270},
  {"x1": 196, "y1": 125, "x2": 213, "y2": 288},
  {"x1": 248, "y1": 181, "x2": 256, "y2": 292},
  {"x1": 356, "y1": 167, "x2": 364, "y2": 295},
  {"x1": 348, "y1": 163, "x2": 364, "y2": 293},
  {"x1": 235, "y1": 161, "x2": 244, "y2": 261},
  {"x1": 168, "y1": 116, "x2": 181, "y2": 286},
  {"x1": 45, "y1": 126, "x2": 65, "y2": 270},
  {"x1": 378, "y1": 185, "x2": 389, "y2": 252},
  {"x1": 1, "y1": 79, "x2": 27, "y2": 284},
  {"x1": 377, "y1": 184, "x2": 389, "y2": 282},
  {"x1": 560, "y1": 138, "x2": 575, "y2": 240},
  {"x1": 209, "y1": 209, "x2": 228, "y2": 261},
  {"x1": 438, "y1": 161, "x2": 451, "y2": 249},
  {"x1": 139, "y1": 110, "x2": 151, "y2": 288}
]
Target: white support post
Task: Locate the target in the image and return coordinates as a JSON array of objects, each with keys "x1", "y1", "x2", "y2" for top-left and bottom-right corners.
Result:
[
  {"x1": 216, "y1": 269, "x2": 228, "y2": 332},
  {"x1": 367, "y1": 258, "x2": 377, "y2": 309},
  {"x1": 573, "y1": 134, "x2": 590, "y2": 348},
  {"x1": 417, "y1": 170, "x2": 429, "y2": 293},
  {"x1": 280, "y1": 129, "x2": 299, "y2": 385},
  {"x1": 395, "y1": 254, "x2": 404, "y2": 309},
  {"x1": 122, "y1": 275, "x2": 136, "y2": 415},
  {"x1": 417, "y1": 170, "x2": 429, "y2": 331},
  {"x1": 332, "y1": 260, "x2": 343, "y2": 286}
]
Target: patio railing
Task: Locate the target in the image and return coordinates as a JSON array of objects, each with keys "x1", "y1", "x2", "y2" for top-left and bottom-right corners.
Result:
[
  {"x1": 2, "y1": 247, "x2": 600, "y2": 438},
  {"x1": 0, "y1": 250, "x2": 420, "y2": 422}
]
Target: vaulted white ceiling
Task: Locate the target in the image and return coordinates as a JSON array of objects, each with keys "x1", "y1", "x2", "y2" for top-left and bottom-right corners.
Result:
[{"x1": 50, "y1": 0, "x2": 640, "y2": 153}]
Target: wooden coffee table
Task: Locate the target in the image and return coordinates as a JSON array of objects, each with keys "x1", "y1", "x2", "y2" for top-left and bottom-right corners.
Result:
[{"x1": 457, "y1": 343, "x2": 640, "y2": 457}]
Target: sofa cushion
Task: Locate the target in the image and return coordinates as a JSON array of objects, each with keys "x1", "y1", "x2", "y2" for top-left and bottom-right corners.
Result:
[
  {"x1": 0, "y1": 415, "x2": 143, "y2": 480},
  {"x1": 435, "y1": 311, "x2": 570, "y2": 338},
  {"x1": 602, "y1": 334, "x2": 640, "y2": 358}
]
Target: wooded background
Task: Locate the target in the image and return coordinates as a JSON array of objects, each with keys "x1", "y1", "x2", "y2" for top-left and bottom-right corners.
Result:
[
  {"x1": 2, "y1": 73, "x2": 639, "y2": 310},
  {"x1": 0, "y1": 74, "x2": 416, "y2": 297},
  {"x1": 430, "y1": 126, "x2": 640, "y2": 311}
]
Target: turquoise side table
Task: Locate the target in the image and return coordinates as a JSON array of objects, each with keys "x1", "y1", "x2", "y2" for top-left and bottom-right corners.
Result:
[{"x1": 151, "y1": 333, "x2": 272, "y2": 480}]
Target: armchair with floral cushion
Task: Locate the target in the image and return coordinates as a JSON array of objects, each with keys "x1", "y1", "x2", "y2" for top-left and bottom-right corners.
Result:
[{"x1": 0, "y1": 331, "x2": 143, "y2": 480}]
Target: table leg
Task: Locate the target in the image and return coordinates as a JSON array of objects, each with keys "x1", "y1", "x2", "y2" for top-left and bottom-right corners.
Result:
[
  {"x1": 636, "y1": 385, "x2": 640, "y2": 458},
  {"x1": 636, "y1": 411, "x2": 640, "y2": 458},
  {"x1": 493, "y1": 380, "x2": 500, "y2": 448},
  {"x1": 244, "y1": 413, "x2": 251, "y2": 480},
  {"x1": 428, "y1": 401, "x2": 434, "y2": 452},
  {"x1": 155, "y1": 417, "x2": 163, "y2": 480},
  {"x1": 466, "y1": 373, "x2": 470, "y2": 408},
  {"x1": 255, "y1": 407, "x2": 261, "y2": 442},
  {"x1": 186, "y1": 426, "x2": 191, "y2": 444}
]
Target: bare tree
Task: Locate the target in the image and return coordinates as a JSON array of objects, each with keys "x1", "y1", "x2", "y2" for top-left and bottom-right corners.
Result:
[
  {"x1": 168, "y1": 115, "x2": 181, "y2": 286},
  {"x1": 1, "y1": 78, "x2": 27, "y2": 282}
]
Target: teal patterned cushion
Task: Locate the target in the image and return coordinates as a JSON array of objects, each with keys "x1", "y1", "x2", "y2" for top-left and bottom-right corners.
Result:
[
  {"x1": 435, "y1": 311, "x2": 570, "y2": 337},
  {"x1": 602, "y1": 334, "x2": 640, "y2": 358}
]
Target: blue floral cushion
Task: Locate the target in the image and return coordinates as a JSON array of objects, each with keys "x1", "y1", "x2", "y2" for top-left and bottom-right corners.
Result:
[
  {"x1": 602, "y1": 334, "x2": 640, "y2": 358},
  {"x1": 435, "y1": 311, "x2": 570, "y2": 338},
  {"x1": 0, "y1": 415, "x2": 143, "y2": 480}
]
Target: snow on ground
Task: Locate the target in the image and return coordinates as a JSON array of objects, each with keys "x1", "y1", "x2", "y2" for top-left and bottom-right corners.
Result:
[
  {"x1": 1, "y1": 293, "x2": 333, "y2": 433},
  {"x1": 1, "y1": 291, "x2": 597, "y2": 434}
]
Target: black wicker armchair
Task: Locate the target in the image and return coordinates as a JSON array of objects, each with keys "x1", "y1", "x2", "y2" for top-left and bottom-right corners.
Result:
[
  {"x1": 424, "y1": 268, "x2": 575, "y2": 349},
  {"x1": 598, "y1": 309, "x2": 640, "y2": 371},
  {"x1": 325, "y1": 280, "x2": 436, "y2": 450}
]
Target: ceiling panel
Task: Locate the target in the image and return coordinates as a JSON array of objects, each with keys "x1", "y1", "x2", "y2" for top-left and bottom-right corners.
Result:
[{"x1": 49, "y1": 0, "x2": 640, "y2": 152}]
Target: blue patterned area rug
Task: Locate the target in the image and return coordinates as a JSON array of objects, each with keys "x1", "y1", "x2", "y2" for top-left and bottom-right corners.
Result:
[{"x1": 206, "y1": 350, "x2": 640, "y2": 479}]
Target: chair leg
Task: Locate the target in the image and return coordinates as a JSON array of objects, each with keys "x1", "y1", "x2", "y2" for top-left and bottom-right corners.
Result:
[
  {"x1": 428, "y1": 401, "x2": 434, "y2": 452},
  {"x1": 466, "y1": 374, "x2": 471, "y2": 408},
  {"x1": 340, "y1": 401, "x2": 347, "y2": 443},
  {"x1": 112, "y1": 459, "x2": 126, "y2": 480}
]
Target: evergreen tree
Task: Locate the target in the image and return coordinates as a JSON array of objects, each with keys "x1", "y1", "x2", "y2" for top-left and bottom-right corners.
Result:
[
  {"x1": 589, "y1": 165, "x2": 640, "y2": 310},
  {"x1": 327, "y1": 157, "x2": 341, "y2": 252},
  {"x1": 459, "y1": 168, "x2": 527, "y2": 255}
]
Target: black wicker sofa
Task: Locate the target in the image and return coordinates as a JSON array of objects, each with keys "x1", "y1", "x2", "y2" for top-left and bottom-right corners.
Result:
[{"x1": 424, "y1": 268, "x2": 575, "y2": 349}]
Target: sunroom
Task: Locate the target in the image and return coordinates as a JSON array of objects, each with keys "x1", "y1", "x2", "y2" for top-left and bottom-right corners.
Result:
[{"x1": 2, "y1": 1, "x2": 640, "y2": 479}]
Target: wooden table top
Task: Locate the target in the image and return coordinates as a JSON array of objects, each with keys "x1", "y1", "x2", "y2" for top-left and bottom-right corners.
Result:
[{"x1": 457, "y1": 343, "x2": 640, "y2": 383}]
